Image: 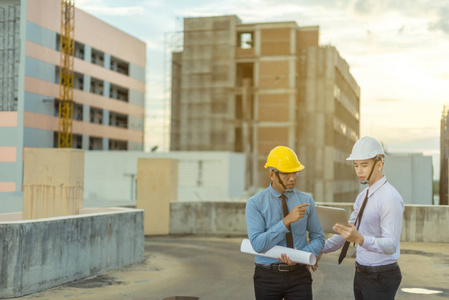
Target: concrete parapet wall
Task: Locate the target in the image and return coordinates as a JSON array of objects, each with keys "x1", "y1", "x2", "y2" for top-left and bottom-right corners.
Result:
[
  {"x1": 0, "y1": 207, "x2": 144, "y2": 298},
  {"x1": 402, "y1": 205, "x2": 449, "y2": 243},
  {"x1": 170, "y1": 201, "x2": 247, "y2": 235},
  {"x1": 169, "y1": 201, "x2": 449, "y2": 243}
]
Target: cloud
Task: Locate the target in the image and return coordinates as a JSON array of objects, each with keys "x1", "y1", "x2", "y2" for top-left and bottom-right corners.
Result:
[
  {"x1": 361, "y1": 99, "x2": 442, "y2": 145},
  {"x1": 436, "y1": 73, "x2": 449, "y2": 79},
  {"x1": 345, "y1": 0, "x2": 449, "y2": 38},
  {"x1": 429, "y1": 4, "x2": 449, "y2": 34},
  {"x1": 352, "y1": 0, "x2": 380, "y2": 15}
]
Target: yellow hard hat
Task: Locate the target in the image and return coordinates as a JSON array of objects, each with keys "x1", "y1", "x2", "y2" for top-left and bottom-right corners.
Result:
[{"x1": 264, "y1": 146, "x2": 305, "y2": 173}]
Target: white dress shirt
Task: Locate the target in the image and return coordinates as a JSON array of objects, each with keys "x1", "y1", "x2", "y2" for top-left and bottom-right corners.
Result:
[{"x1": 322, "y1": 176, "x2": 404, "y2": 266}]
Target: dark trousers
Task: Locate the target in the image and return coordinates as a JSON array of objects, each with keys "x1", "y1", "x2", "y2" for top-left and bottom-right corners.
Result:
[
  {"x1": 253, "y1": 264, "x2": 313, "y2": 300},
  {"x1": 353, "y1": 265, "x2": 402, "y2": 300}
]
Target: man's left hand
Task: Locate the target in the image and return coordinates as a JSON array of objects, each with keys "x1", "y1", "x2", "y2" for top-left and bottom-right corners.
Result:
[
  {"x1": 333, "y1": 223, "x2": 364, "y2": 245},
  {"x1": 277, "y1": 253, "x2": 297, "y2": 266}
]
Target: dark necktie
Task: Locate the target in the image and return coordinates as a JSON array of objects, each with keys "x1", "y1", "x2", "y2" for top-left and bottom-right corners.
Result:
[
  {"x1": 338, "y1": 189, "x2": 369, "y2": 264},
  {"x1": 280, "y1": 194, "x2": 294, "y2": 248}
]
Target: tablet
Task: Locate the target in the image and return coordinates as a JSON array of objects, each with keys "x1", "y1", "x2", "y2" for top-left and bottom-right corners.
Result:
[{"x1": 315, "y1": 206, "x2": 349, "y2": 233}]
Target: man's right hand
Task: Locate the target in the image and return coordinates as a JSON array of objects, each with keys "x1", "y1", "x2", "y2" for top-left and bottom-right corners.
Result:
[
  {"x1": 283, "y1": 203, "x2": 310, "y2": 228},
  {"x1": 310, "y1": 252, "x2": 323, "y2": 272}
]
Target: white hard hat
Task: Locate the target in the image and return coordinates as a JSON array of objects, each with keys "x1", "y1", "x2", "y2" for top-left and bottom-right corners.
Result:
[{"x1": 346, "y1": 136, "x2": 386, "y2": 161}]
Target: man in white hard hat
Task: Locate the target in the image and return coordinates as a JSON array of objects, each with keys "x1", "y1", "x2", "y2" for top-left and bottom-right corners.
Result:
[
  {"x1": 314, "y1": 136, "x2": 404, "y2": 300},
  {"x1": 246, "y1": 146, "x2": 325, "y2": 300}
]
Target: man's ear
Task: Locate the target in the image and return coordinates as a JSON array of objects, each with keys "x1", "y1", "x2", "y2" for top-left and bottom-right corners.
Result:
[{"x1": 377, "y1": 160, "x2": 384, "y2": 170}]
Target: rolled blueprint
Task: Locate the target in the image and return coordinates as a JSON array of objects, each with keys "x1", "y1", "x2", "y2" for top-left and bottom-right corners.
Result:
[{"x1": 240, "y1": 239, "x2": 316, "y2": 265}]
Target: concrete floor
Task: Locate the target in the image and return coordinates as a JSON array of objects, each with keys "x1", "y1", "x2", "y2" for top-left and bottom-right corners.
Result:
[{"x1": 14, "y1": 236, "x2": 449, "y2": 300}]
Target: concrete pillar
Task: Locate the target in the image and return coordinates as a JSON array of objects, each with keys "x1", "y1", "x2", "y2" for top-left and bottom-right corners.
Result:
[
  {"x1": 84, "y1": 45, "x2": 92, "y2": 63},
  {"x1": 104, "y1": 53, "x2": 111, "y2": 69},
  {"x1": 23, "y1": 148, "x2": 84, "y2": 219},
  {"x1": 136, "y1": 158, "x2": 178, "y2": 235},
  {"x1": 103, "y1": 81, "x2": 110, "y2": 98},
  {"x1": 83, "y1": 74, "x2": 91, "y2": 92}
]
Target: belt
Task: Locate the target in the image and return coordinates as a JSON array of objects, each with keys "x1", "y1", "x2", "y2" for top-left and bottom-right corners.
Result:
[
  {"x1": 256, "y1": 263, "x2": 306, "y2": 272},
  {"x1": 355, "y1": 262, "x2": 399, "y2": 273}
]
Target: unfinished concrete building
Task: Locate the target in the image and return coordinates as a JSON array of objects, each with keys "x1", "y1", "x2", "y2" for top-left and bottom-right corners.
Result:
[{"x1": 170, "y1": 15, "x2": 360, "y2": 202}]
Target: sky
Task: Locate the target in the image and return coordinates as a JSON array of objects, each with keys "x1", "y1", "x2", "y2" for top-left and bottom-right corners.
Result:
[{"x1": 76, "y1": 0, "x2": 449, "y2": 180}]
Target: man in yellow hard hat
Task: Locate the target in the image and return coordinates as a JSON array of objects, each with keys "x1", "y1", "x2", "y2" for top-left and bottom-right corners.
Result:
[{"x1": 245, "y1": 145, "x2": 325, "y2": 300}]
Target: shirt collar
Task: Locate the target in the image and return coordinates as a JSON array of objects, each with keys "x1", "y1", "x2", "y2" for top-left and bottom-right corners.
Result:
[
  {"x1": 368, "y1": 176, "x2": 387, "y2": 197},
  {"x1": 268, "y1": 183, "x2": 283, "y2": 198}
]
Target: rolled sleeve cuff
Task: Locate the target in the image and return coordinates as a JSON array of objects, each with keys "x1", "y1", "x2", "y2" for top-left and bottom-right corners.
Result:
[
  {"x1": 275, "y1": 219, "x2": 290, "y2": 234},
  {"x1": 302, "y1": 245, "x2": 320, "y2": 257},
  {"x1": 321, "y1": 235, "x2": 345, "y2": 254},
  {"x1": 361, "y1": 235, "x2": 374, "y2": 249},
  {"x1": 322, "y1": 243, "x2": 332, "y2": 254}
]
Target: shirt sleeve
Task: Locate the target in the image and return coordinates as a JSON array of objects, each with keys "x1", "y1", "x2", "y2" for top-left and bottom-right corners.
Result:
[
  {"x1": 301, "y1": 201, "x2": 325, "y2": 257},
  {"x1": 359, "y1": 195, "x2": 403, "y2": 255},
  {"x1": 245, "y1": 197, "x2": 290, "y2": 253}
]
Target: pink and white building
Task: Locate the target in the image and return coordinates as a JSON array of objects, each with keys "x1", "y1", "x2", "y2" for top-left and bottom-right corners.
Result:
[{"x1": 0, "y1": 0, "x2": 146, "y2": 196}]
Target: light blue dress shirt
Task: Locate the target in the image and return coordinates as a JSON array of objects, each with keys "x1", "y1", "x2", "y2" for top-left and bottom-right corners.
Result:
[{"x1": 245, "y1": 184, "x2": 325, "y2": 264}]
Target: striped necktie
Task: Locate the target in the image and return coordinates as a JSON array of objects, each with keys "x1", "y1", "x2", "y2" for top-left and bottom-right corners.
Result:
[{"x1": 338, "y1": 189, "x2": 369, "y2": 264}]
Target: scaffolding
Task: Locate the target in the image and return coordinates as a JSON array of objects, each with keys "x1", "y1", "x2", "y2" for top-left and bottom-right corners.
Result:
[
  {"x1": 440, "y1": 106, "x2": 449, "y2": 205},
  {"x1": 163, "y1": 29, "x2": 183, "y2": 151},
  {"x1": 58, "y1": 0, "x2": 75, "y2": 148},
  {"x1": 170, "y1": 16, "x2": 237, "y2": 151},
  {"x1": 169, "y1": 16, "x2": 259, "y2": 189},
  {"x1": 0, "y1": 4, "x2": 20, "y2": 112}
]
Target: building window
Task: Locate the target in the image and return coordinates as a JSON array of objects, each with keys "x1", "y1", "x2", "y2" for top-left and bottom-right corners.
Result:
[
  {"x1": 53, "y1": 132, "x2": 82, "y2": 149},
  {"x1": 72, "y1": 134, "x2": 82, "y2": 149},
  {"x1": 56, "y1": 35, "x2": 84, "y2": 60},
  {"x1": 89, "y1": 107, "x2": 103, "y2": 124},
  {"x1": 109, "y1": 139, "x2": 127, "y2": 150},
  {"x1": 110, "y1": 84, "x2": 129, "y2": 102},
  {"x1": 54, "y1": 101, "x2": 83, "y2": 120},
  {"x1": 56, "y1": 34, "x2": 60, "y2": 51},
  {"x1": 89, "y1": 136, "x2": 103, "y2": 150},
  {"x1": 54, "y1": 67, "x2": 83, "y2": 91},
  {"x1": 74, "y1": 41, "x2": 85, "y2": 59},
  {"x1": 238, "y1": 32, "x2": 253, "y2": 49},
  {"x1": 110, "y1": 56, "x2": 129, "y2": 75},
  {"x1": 90, "y1": 77, "x2": 104, "y2": 95},
  {"x1": 73, "y1": 103, "x2": 83, "y2": 121},
  {"x1": 109, "y1": 112, "x2": 128, "y2": 129},
  {"x1": 236, "y1": 63, "x2": 254, "y2": 86},
  {"x1": 91, "y1": 48, "x2": 104, "y2": 67},
  {"x1": 74, "y1": 72, "x2": 84, "y2": 90}
]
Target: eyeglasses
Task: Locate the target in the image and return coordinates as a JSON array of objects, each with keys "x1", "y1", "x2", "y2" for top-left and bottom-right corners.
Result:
[{"x1": 278, "y1": 171, "x2": 299, "y2": 177}]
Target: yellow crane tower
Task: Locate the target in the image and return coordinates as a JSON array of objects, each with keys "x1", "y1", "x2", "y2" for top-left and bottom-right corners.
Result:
[{"x1": 58, "y1": 0, "x2": 75, "y2": 148}]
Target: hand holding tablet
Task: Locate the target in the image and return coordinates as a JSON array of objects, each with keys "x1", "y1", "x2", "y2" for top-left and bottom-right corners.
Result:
[{"x1": 315, "y1": 206, "x2": 349, "y2": 233}]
